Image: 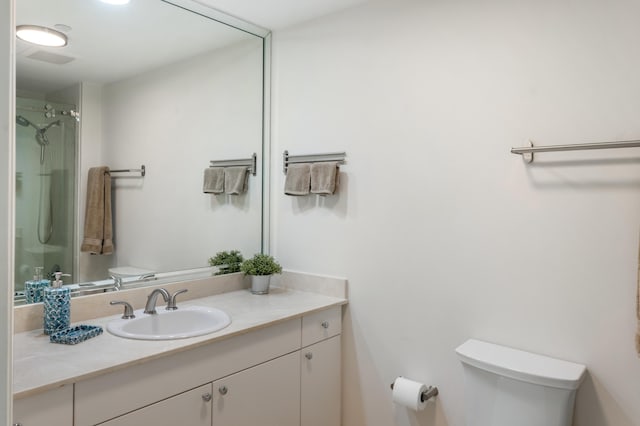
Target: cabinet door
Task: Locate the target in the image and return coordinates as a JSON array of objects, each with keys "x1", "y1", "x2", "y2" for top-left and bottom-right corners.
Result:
[
  {"x1": 213, "y1": 351, "x2": 300, "y2": 426},
  {"x1": 13, "y1": 384, "x2": 73, "y2": 426},
  {"x1": 301, "y1": 335, "x2": 341, "y2": 426},
  {"x1": 101, "y1": 383, "x2": 212, "y2": 426}
]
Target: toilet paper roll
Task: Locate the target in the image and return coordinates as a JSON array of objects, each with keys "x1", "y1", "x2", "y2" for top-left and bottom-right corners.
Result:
[{"x1": 392, "y1": 377, "x2": 428, "y2": 411}]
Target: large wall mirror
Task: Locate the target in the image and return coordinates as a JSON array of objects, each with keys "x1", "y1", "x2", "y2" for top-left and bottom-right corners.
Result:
[{"x1": 14, "y1": 0, "x2": 270, "y2": 303}]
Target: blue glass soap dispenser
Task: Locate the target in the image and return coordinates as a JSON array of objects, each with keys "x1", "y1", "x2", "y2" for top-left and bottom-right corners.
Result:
[
  {"x1": 25, "y1": 266, "x2": 45, "y2": 304},
  {"x1": 43, "y1": 272, "x2": 71, "y2": 335}
]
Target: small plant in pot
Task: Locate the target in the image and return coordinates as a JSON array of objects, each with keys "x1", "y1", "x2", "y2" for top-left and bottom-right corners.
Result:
[
  {"x1": 208, "y1": 250, "x2": 244, "y2": 275},
  {"x1": 240, "y1": 254, "x2": 282, "y2": 294}
]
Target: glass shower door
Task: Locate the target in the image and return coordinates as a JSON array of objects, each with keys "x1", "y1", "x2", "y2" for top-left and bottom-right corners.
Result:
[{"x1": 15, "y1": 97, "x2": 77, "y2": 296}]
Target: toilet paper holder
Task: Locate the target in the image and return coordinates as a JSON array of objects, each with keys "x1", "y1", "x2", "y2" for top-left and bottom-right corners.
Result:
[{"x1": 390, "y1": 381, "x2": 439, "y2": 402}]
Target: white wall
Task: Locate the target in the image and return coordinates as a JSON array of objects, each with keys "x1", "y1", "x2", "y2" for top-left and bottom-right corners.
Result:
[
  {"x1": 0, "y1": 0, "x2": 13, "y2": 422},
  {"x1": 271, "y1": 1, "x2": 640, "y2": 425},
  {"x1": 100, "y1": 39, "x2": 264, "y2": 274}
]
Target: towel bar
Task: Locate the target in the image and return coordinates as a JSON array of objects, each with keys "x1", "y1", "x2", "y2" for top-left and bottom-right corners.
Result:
[
  {"x1": 511, "y1": 140, "x2": 640, "y2": 163},
  {"x1": 283, "y1": 150, "x2": 346, "y2": 173},
  {"x1": 111, "y1": 165, "x2": 145, "y2": 177},
  {"x1": 209, "y1": 153, "x2": 257, "y2": 176}
]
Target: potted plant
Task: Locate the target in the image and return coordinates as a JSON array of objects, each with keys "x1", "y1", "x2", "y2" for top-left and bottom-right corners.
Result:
[
  {"x1": 240, "y1": 254, "x2": 282, "y2": 294},
  {"x1": 208, "y1": 250, "x2": 244, "y2": 275}
]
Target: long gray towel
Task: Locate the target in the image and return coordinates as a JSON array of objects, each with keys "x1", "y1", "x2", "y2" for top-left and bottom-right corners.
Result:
[
  {"x1": 81, "y1": 166, "x2": 113, "y2": 255},
  {"x1": 203, "y1": 168, "x2": 224, "y2": 194},
  {"x1": 284, "y1": 163, "x2": 311, "y2": 196}
]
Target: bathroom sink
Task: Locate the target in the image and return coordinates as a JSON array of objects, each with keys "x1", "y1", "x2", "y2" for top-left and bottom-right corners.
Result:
[{"x1": 107, "y1": 306, "x2": 231, "y2": 340}]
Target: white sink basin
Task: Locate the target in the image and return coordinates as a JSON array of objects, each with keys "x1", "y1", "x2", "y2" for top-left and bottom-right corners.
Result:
[{"x1": 107, "y1": 306, "x2": 231, "y2": 340}]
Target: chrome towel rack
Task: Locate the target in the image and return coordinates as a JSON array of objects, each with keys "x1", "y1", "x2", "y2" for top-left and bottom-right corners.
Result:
[
  {"x1": 283, "y1": 150, "x2": 346, "y2": 174},
  {"x1": 111, "y1": 165, "x2": 145, "y2": 177},
  {"x1": 511, "y1": 140, "x2": 640, "y2": 163},
  {"x1": 210, "y1": 153, "x2": 257, "y2": 176}
]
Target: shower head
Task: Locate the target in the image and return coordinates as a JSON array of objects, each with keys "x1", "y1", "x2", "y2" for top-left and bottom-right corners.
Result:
[
  {"x1": 42, "y1": 120, "x2": 61, "y2": 132},
  {"x1": 16, "y1": 115, "x2": 31, "y2": 127},
  {"x1": 33, "y1": 121, "x2": 60, "y2": 146}
]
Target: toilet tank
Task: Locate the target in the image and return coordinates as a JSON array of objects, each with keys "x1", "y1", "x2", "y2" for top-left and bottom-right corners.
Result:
[{"x1": 456, "y1": 339, "x2": 586, "y2": 426}]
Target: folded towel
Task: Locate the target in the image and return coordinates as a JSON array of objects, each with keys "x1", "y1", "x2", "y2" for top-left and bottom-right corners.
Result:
[
  {"x1": 284, "y1": 163, "x2": 311, "y2": 196},
  {"x1": 81, "y1": 167, "x2": 113, "y2": 255},
  {"x1": 311, "y1": 162, "x2": 339, "y2": 195},
  {"x1": 224, "y1": 166, "x2": 249, "y2": 195},
  {"x1": 203, "y1": 168, "x2": 225, "y2": 194}
]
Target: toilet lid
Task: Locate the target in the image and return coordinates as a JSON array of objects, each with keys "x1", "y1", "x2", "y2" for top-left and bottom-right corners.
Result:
[
  {"x1": 108, "y1": 266, "x2": 154, "y2": 277},
  {"x1": 455, "y1": 339, "x2": 586, "y2": 390}
]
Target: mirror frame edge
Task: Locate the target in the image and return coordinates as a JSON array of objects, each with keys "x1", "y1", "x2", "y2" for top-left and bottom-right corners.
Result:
[
  {"x1": 262, "y1": 32, "x2": 272, "y2": 254},
  {"x1": 2, "y1": 0, "x2": 15, "y2": 422}
]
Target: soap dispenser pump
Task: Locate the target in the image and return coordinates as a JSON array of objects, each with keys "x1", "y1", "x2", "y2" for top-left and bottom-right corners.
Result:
[{"x1": 43, "y1": 272, "x2": 71, "y2": 335}]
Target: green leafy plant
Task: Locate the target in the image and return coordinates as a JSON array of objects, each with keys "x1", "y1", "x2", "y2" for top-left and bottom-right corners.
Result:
[
  {"x1": 240, "y1": 254, "x2": 282, "y2": 276},
  {"x1": 208, "y1": 250, "x2": 244, "y2": 275}
]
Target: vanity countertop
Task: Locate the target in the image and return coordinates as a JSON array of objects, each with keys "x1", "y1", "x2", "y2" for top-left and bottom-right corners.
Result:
[{"x1": 13, "y1": 287, "x2": 347, "y2": 399}]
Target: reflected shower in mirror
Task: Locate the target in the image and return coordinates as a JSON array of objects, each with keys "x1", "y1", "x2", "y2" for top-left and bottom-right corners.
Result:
[{"x1": 14, "y1": 0, "x2": 268, "y2": 303}]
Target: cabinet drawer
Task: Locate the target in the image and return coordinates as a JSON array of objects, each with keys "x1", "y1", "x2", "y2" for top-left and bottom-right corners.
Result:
[
  {"x1": 13, "y1": 385, "x2": 73, "y2": 426},
  {"x1": 302, "y1": 306, "x2": 341, "y2": 347}
]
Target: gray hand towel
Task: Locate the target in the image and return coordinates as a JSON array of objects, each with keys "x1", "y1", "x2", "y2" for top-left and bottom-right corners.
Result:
[
  {"x1": 224, "y1": 166, "x2": 249, "y2": 195},
  {"x1": 310, "y1": 162, "x2": 339, "y2": 195},
  {"x1": 284, "y1": 163, "x2": 311, "y2": 196},
  {"x1": 203, "y1": 168, "x2": 224, "y2": 194}
]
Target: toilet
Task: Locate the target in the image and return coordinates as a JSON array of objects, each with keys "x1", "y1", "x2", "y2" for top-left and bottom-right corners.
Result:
[
  {"x1": 456, "y1": 339, "x2": 586, "y2": 426},
  {"x1": 108, "y1": 266, "x2": 154, "y2": 279}
]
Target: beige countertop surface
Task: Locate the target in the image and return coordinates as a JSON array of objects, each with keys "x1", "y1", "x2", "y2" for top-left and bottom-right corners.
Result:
[{"x1": 14, "y1": 287, "x2": 347, "y2": 399}]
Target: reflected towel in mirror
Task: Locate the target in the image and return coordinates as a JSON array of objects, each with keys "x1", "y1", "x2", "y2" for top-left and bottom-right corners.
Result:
[
  {"x1": 81, "y1": 166, "x2": 113, "y2": 255},
  {"x1": 284, "y1": 163, "x2": 311, "y2": 196},
  {"x1": 203, "y1": 167, "x2": 224, "y2": 194}
]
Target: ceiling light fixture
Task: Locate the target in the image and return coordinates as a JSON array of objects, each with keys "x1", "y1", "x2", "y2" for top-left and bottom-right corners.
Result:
[
  {"x1": 99, "y1": 0, "x2": 131, "y2": 5},
  {"x1": 16, "y1": 25, "x2": 68, "y2": 47}
]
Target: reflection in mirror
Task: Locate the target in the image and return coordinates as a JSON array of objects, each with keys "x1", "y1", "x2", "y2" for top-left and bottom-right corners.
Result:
[{"x1": 14, "y1": 0, "x2": 268, "y2": 303}]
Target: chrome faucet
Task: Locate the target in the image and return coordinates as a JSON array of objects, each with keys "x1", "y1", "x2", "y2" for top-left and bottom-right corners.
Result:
[
  {"x1": 144, "y1": 288, "x2": 170, "y2": 314},
  {"x1": 110, "y1": 275, "x2": 122, "y2": 291},
  {"x1": 166, "y1": 289, "x2": 188, "y2": 310}
]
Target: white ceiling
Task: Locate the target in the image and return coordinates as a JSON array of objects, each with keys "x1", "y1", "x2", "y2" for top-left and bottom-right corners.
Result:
[
  {"x1": 197, "y1": 0, "x2": 369, "y2": 30},
  {"x1": 16, "y1": 0, "x2": 369, "y2": 94}
]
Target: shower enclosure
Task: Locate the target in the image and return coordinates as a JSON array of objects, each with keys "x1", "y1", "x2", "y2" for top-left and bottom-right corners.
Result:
[{"x1": 15, "y1": 97, "x2": 77, "y2": 294}]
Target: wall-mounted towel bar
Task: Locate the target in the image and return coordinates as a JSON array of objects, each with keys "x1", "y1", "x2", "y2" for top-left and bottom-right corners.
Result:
[
  {"x1": 283, "y1": 150, "x2": 346, "y2": 174},
  {"x1": 209, "y1": 153, "x2": 257, "y2": 176},
  {"x1": 111, "y1": 165, "x2": 145, "y2": 177},
  {"x1": 511, "y1": 140, "x2": 640, "y2": 163}
]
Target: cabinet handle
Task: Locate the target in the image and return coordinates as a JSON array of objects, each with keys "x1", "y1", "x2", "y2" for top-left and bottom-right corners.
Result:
[
  {"x1": 321, "y1": 321, "x2": 329, "y2": 329},
  {"x1": 202, "y1": 392, "x2": 212, "y2": 402},
  {"x1": 305, "y1": 352, "x2": 313, "y2": 360},
  {"x1": 219, "y1": 385, "x2": 228, "y2": 395}
]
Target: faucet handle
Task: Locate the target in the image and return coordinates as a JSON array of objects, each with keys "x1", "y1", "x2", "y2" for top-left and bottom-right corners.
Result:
[
  {"x1": 166, "y1": 289, "x2": 188, "y2": 310},
  {"x1": 110, "y1": 300, "x2": 135, "y2": 319}
]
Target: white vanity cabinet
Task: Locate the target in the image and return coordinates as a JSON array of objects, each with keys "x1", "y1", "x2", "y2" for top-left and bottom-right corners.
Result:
[
  {"x1": 19, "y1": 305, "x2": 343, "y2": 426},
  {"x1": 13, "y1": 384, "x2": 73, "y2": 426}
]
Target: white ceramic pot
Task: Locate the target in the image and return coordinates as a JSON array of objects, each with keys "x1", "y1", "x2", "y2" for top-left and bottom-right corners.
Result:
[{"x1": 250, "y1": 275, "x2": 271, "y2": 294}]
